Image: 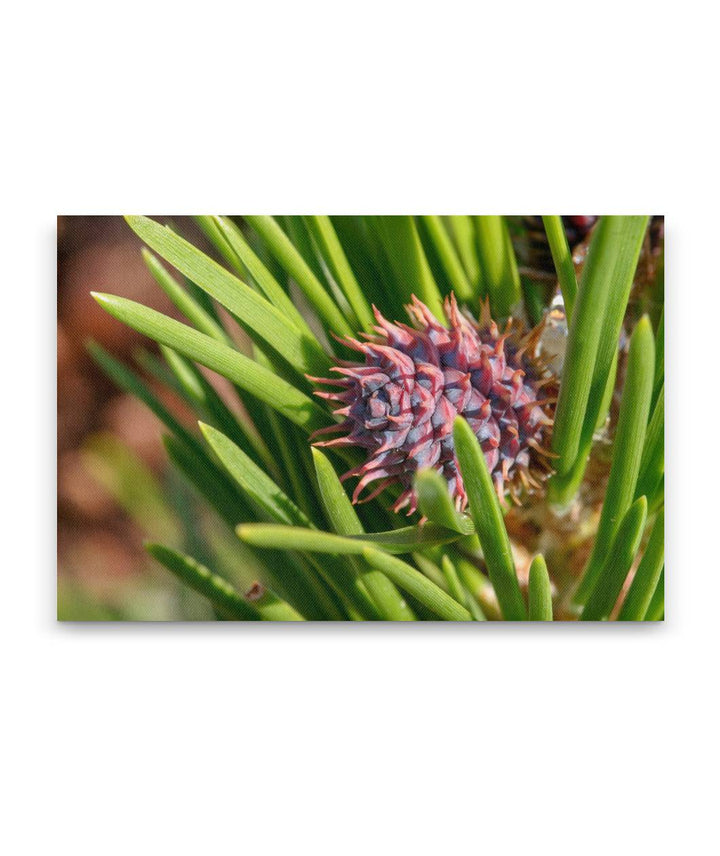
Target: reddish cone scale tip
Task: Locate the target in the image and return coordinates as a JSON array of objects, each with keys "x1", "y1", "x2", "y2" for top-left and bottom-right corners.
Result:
[{"x1": 310, "y1": 294, "x2": 558, "y2": 515}]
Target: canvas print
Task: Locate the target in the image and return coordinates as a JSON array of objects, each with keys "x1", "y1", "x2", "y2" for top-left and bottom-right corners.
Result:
[{"x1": 57, "y1": 216, "x2": 664, "y2": 621}]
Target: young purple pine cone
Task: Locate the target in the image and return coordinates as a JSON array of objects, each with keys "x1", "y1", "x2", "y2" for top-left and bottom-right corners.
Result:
[{"x1": 310, "y1": 294, "x2": 558, "y2": 515}]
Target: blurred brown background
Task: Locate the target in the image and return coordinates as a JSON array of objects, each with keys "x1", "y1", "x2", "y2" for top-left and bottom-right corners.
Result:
[{"x1": 57, "y1": 216, "x2": 213, "y2": 618}]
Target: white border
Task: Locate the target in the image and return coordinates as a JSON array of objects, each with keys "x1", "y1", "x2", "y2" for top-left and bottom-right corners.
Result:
[{"x1": 3, "y1": 2, "x2": 717, "y2": 854}]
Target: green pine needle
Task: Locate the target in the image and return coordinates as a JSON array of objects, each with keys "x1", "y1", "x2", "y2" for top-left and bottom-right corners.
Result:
[
  {"x1": 420, "y1": 216, "x2": 474, "y2": 302},
  {"x1": 360, "y1": 548, "x2": 471, "y2": 621},
  {"x1": 528, "y1": 555, "x2": 553, "y2": 621},
  {"x1": 311, "y1": 448, "x2": 413, "y2": 621},
  {"x1": 373, "y1": 216, "x2": 447, "y2": 321},
  {"x1": 237, "y1": 522, "x2": 463, "y2": 556},
  {"x1": 200, "y1": 422, "x2": 310, "y2": 527},
  {"x1": 635, "y1": 385, "x2": 664, "y2": 502},
  {"x1": 575, "y1": 315, "x2": 655, "y2": 603},
  {"x1": 581, "y1": 496, "x2": 648, "y2": 621},
  {"x1": 126, "y1": 215, "x2": 330, "y2": 374},
  {"x1": 236, "y1": 523, "x2": 469, "y2": 620},
  {"x1": 542, "y1": 215, "x2": 578, "y2": 319},
  {"x1": 414, "y1": 468, "x2": 474, "y2": 535},
  {"x1": 146, "y1": 543, "x2": 264, "y2": 621},
  {"x1": 551, "y1": 216, "x2": 649, "y2": 480},
  {"x1": 644, "y1": 569, "x2": 665, "y2": 621},
  {"x1": 474, "y1": 216, "x2": 521, "y2": 318},
  {"x1": 91, "y1": 293, "x2": 328, "y2": 433},
  {"x1": 618, "y1": 510, "x2": 665, "y2": 621},
  {"x1": 304, "y1": 215, "x2": 375, "y2": 331},
  {"x1": 453, "y1": 416, "x2": 526, "y2": 620},
  {"x1": 142, "y1": 248, "x2": 231, "y2": 344},
  {"x1": 244, "y1": 215, "x2": 356, "y2": 337}
]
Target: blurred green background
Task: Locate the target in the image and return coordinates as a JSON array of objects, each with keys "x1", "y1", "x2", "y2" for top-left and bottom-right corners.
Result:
[{"x1": 57, "y1": 216, "x2": 255, "y2": 619}]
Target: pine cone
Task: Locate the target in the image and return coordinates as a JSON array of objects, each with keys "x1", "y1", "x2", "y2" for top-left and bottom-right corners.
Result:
[{"x1": 311, "y1": 294, "x2": 557, "y2": 514}]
